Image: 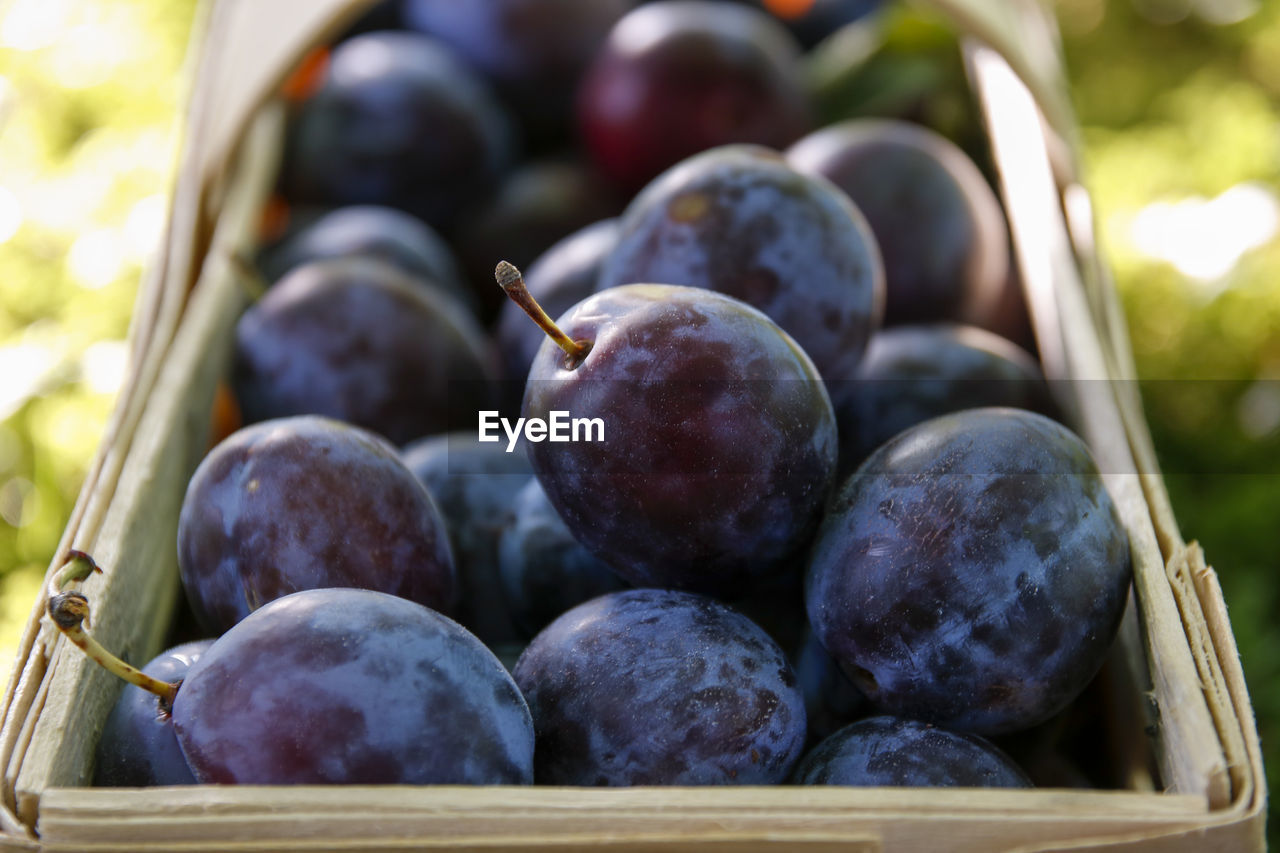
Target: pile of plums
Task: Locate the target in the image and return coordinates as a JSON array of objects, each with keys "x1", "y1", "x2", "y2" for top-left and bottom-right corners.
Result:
[{"x1": 81, "y1": 0, "x2": 1132, "y2": 792}]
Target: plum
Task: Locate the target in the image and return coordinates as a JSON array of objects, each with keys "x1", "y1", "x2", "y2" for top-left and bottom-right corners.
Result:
[
  {"x1": 788, "y1": 118, "x2": 1008, "y2": 326},
  {"x1": 402, "y1": 431, "x2": 534, "y2": 646},
  {"x1": 512, "y1": 589, "x2": 807, "y2": 785},
  {"x1": 793, "y1": 628, "x2": 867, "y2": 744},
  {"x1": 233, "y1": 257, "x2": 497, "y2": 446},
  {"x1": 831, "y1": 324, "x2": 1054, "y2": 476},
  {"x1": 598, "y1": 145, "x2": 884, "y2": 387},
  {"x1": 793, "y1": 716, "x2": 1031, "y2": 787},
  {"x1": 497, "y1": 478, "x2": 627, "y2": 637},
  {"x1": 578, "y1": 1, "x2": 811, "y2": 190},
  {"x1": 280, "y1": 31, "x2": 514, "y2": 227},
  {"x1": 172, "y1": 588, "x2": 534, "y2": 784},
  {"x1": 403, "y1": 0, "x2": 634, "y2": 149},
  {"x1": 178, "y1": 416, "x2": 456, "y2": 634},
  {"x1": 509, "y1": 277, "x2": 837, "y2": 595},
  {"x1": 805, "y1": 408, "x2": 1131, "y2": 735},
  {"x1": 255, "y1": 205, "x2": 473, "y2": 312}
]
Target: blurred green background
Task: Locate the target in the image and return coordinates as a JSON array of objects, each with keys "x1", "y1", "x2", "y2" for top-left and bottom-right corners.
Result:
[{"x1": 0, "y1": 0, "x2": 1273, "y2": 830}]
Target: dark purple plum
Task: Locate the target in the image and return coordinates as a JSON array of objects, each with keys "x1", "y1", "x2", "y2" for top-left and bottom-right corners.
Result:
[
  {"x1": 497, "y1": 218, "x2": 619, "y2": 388},
  {"x1": 280, "y1": 31, "x2": 514, "y2": 227},
  {"x1": 402, "y1": 0, "x2": 634, "y2": 149},
  {"x1": 831, "y1": 324, "x2": 1054, "y2": 476},
  {"x1": 805, "y1": 408, "x2": 1132, "y2": 735},
  {"x1": 513, "y1": 589, "x2": 807, "y2": 785},
  {"x1": 787, "y1": 119, "x2": 1008, "y2": 326},
  {"x1": 793, "y1": 716, "x2": 1031, "y2": 787},
  {"x1": 233, "y1": 257, "x2": 497, "y2": 446},
  {"x1": 402, "y1": 432, "x2": 534, "y2": 646},
  {"x1": 598, "y1": 145, "x2": 884, "y2": 386},
  {"x1": 93, "y1": 640, "x2": 212, "y2": 787},
  {"x1": 172, "y1": 588, "x2": 534, "y2": 784},
  {"x1": 793, "y1": 628, "x2": 867, "y2": 744},
  {"x1": 255, "y1": 205, "x2": 473, "y2": 312},
  {"x1": 178, "y1": 416, "x2": 456, "y2": 635},
  {"x1": 578, "y1": 1, "x2": 812, "y2": 190},
  {"x1": 454, "y1": 160, "x2": 623, "y2": 321},
  {"x1": 497, "y1": 478, "x2": 627, "y2": 637},
  {"x1": 519, "y1": 282, "x2": 837, "y2": 595}
]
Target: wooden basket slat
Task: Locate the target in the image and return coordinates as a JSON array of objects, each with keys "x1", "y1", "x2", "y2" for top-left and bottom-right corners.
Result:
[
  {"x1": 965, "y1": 45, "x2": 1232, "y2": 808},
  {"x1": 5, "y1": 104, "x2": 283, "y2": 829},
  {"x1": 34, "y1": 787, "x2": 1209, "y2": 853}
]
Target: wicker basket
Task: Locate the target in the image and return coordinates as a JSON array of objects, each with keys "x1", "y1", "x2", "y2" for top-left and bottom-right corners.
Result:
[{"x1": 0, "y1": 1, "x2": 1265, "y2": 850}]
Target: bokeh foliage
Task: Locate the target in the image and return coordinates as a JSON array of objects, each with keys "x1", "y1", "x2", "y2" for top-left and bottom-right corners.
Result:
[
  {"x1": 0, "y1": 0, "x2": 1274, "y2": 830},
  {"x1": 0, "y1": 0, "x2": 199, "y2": 655}
]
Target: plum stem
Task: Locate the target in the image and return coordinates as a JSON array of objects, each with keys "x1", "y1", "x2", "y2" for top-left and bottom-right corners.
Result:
[
  {"x1": 495, "y1": 261, "x2": 592, "y2": 370},
  {"x1": 46, "y1": 553, "x2": 180, "y2": 706}
]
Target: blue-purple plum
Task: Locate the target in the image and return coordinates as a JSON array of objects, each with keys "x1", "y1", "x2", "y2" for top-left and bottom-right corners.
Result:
[
  {"x1": 788, "y1": 119, "x2": 1008, "y2": 326},
  {"x1": 793, "y1": 716, "x2": 1031, "y2": 787},
  {"x1": 598, "y1": 145, "x2": 883, "y2": 385},
  {"x1": 522, "y1": 283, "x2": 837, "y2": 595},
  {"x1": 280, "y1": 31, "x2": 514, "y2": 227},
  {"x1": 831, "y1": 324, "x2": 1053, "y2": 476},
  {"x1": 806, "y1": 408, "x2": 1131, "y2": 735},
  {"x1": 402, "y1": 432, "x2": 533, "y2": 646},
  {"x1": 233, "y1": 258, "x2": 497, "y2": 446},
  {"x1": 513, "y1": 589, "x2": 807, "y2": 785},
  {"x1": 178, "y1": 416, "x2": 456, "y2": 634},
  {"x1": 93, "y1": 640, "x2": 212, "y2": 787},
  {"x1": 794, "y1": 628, "x2": 867, "y2": 744},
  {"x1": 255, "y1": 205, "x2": 473, "y2": 312},
  {"x1": 172, "y1": 589, "x2": 534, "y2": 784},
  {"x1": 497, "y1": 478, "x2": 627, "y2": 637},
  {"x1": 403, "y1": 0, "x2": 634, "y2": 149}
]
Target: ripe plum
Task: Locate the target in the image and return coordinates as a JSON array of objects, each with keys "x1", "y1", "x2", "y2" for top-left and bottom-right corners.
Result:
[
  {"x1": 788, "y1": 119, "x2": 1008, "y2": 326},
  {"x1": 599, "y1": 145, "x2": 883, "y2": 385},
  {"x1": 793, "y1": 716, "x2": 1031, "y2": 787},
  {"x1": 402, "y1": 432, "x2": 534, "y2": 646},
  {"x1": 402, "y1": 0, "x2": 634, "y2": 148},
  {"x1": 512, "y1": 589, "x2": 806, "y2": 785},
  {"x1": 233, "y1": 257, "x2": 497, "y2": 445},
  {"x1": 178, "y1": 416, "x2": 455, "y2": 634},
  {"x1": 497, "y1": 478, "x2": 627, "y2": 637},
  {"x1": 280, "y1": 31, "x2": 514, "y2": 227},
  {"x1": 172, "y1": 588, "x2": 534, "y2": 784},
  {"x1": 806, "y1": 408, "x2": 1131, "y2": 735},
  {"x1": 255, "y1": 205, "x2": 472, "y2": 312},
  {"x1": 578, "y1": 1, "x2": 811, "y2": 190},
  {"x1": 512, "y1": 279, "x2": 837, "y2": 595},
  {"x1": 832, "y1": 324, "x2": 1053, "y2": 476}
]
